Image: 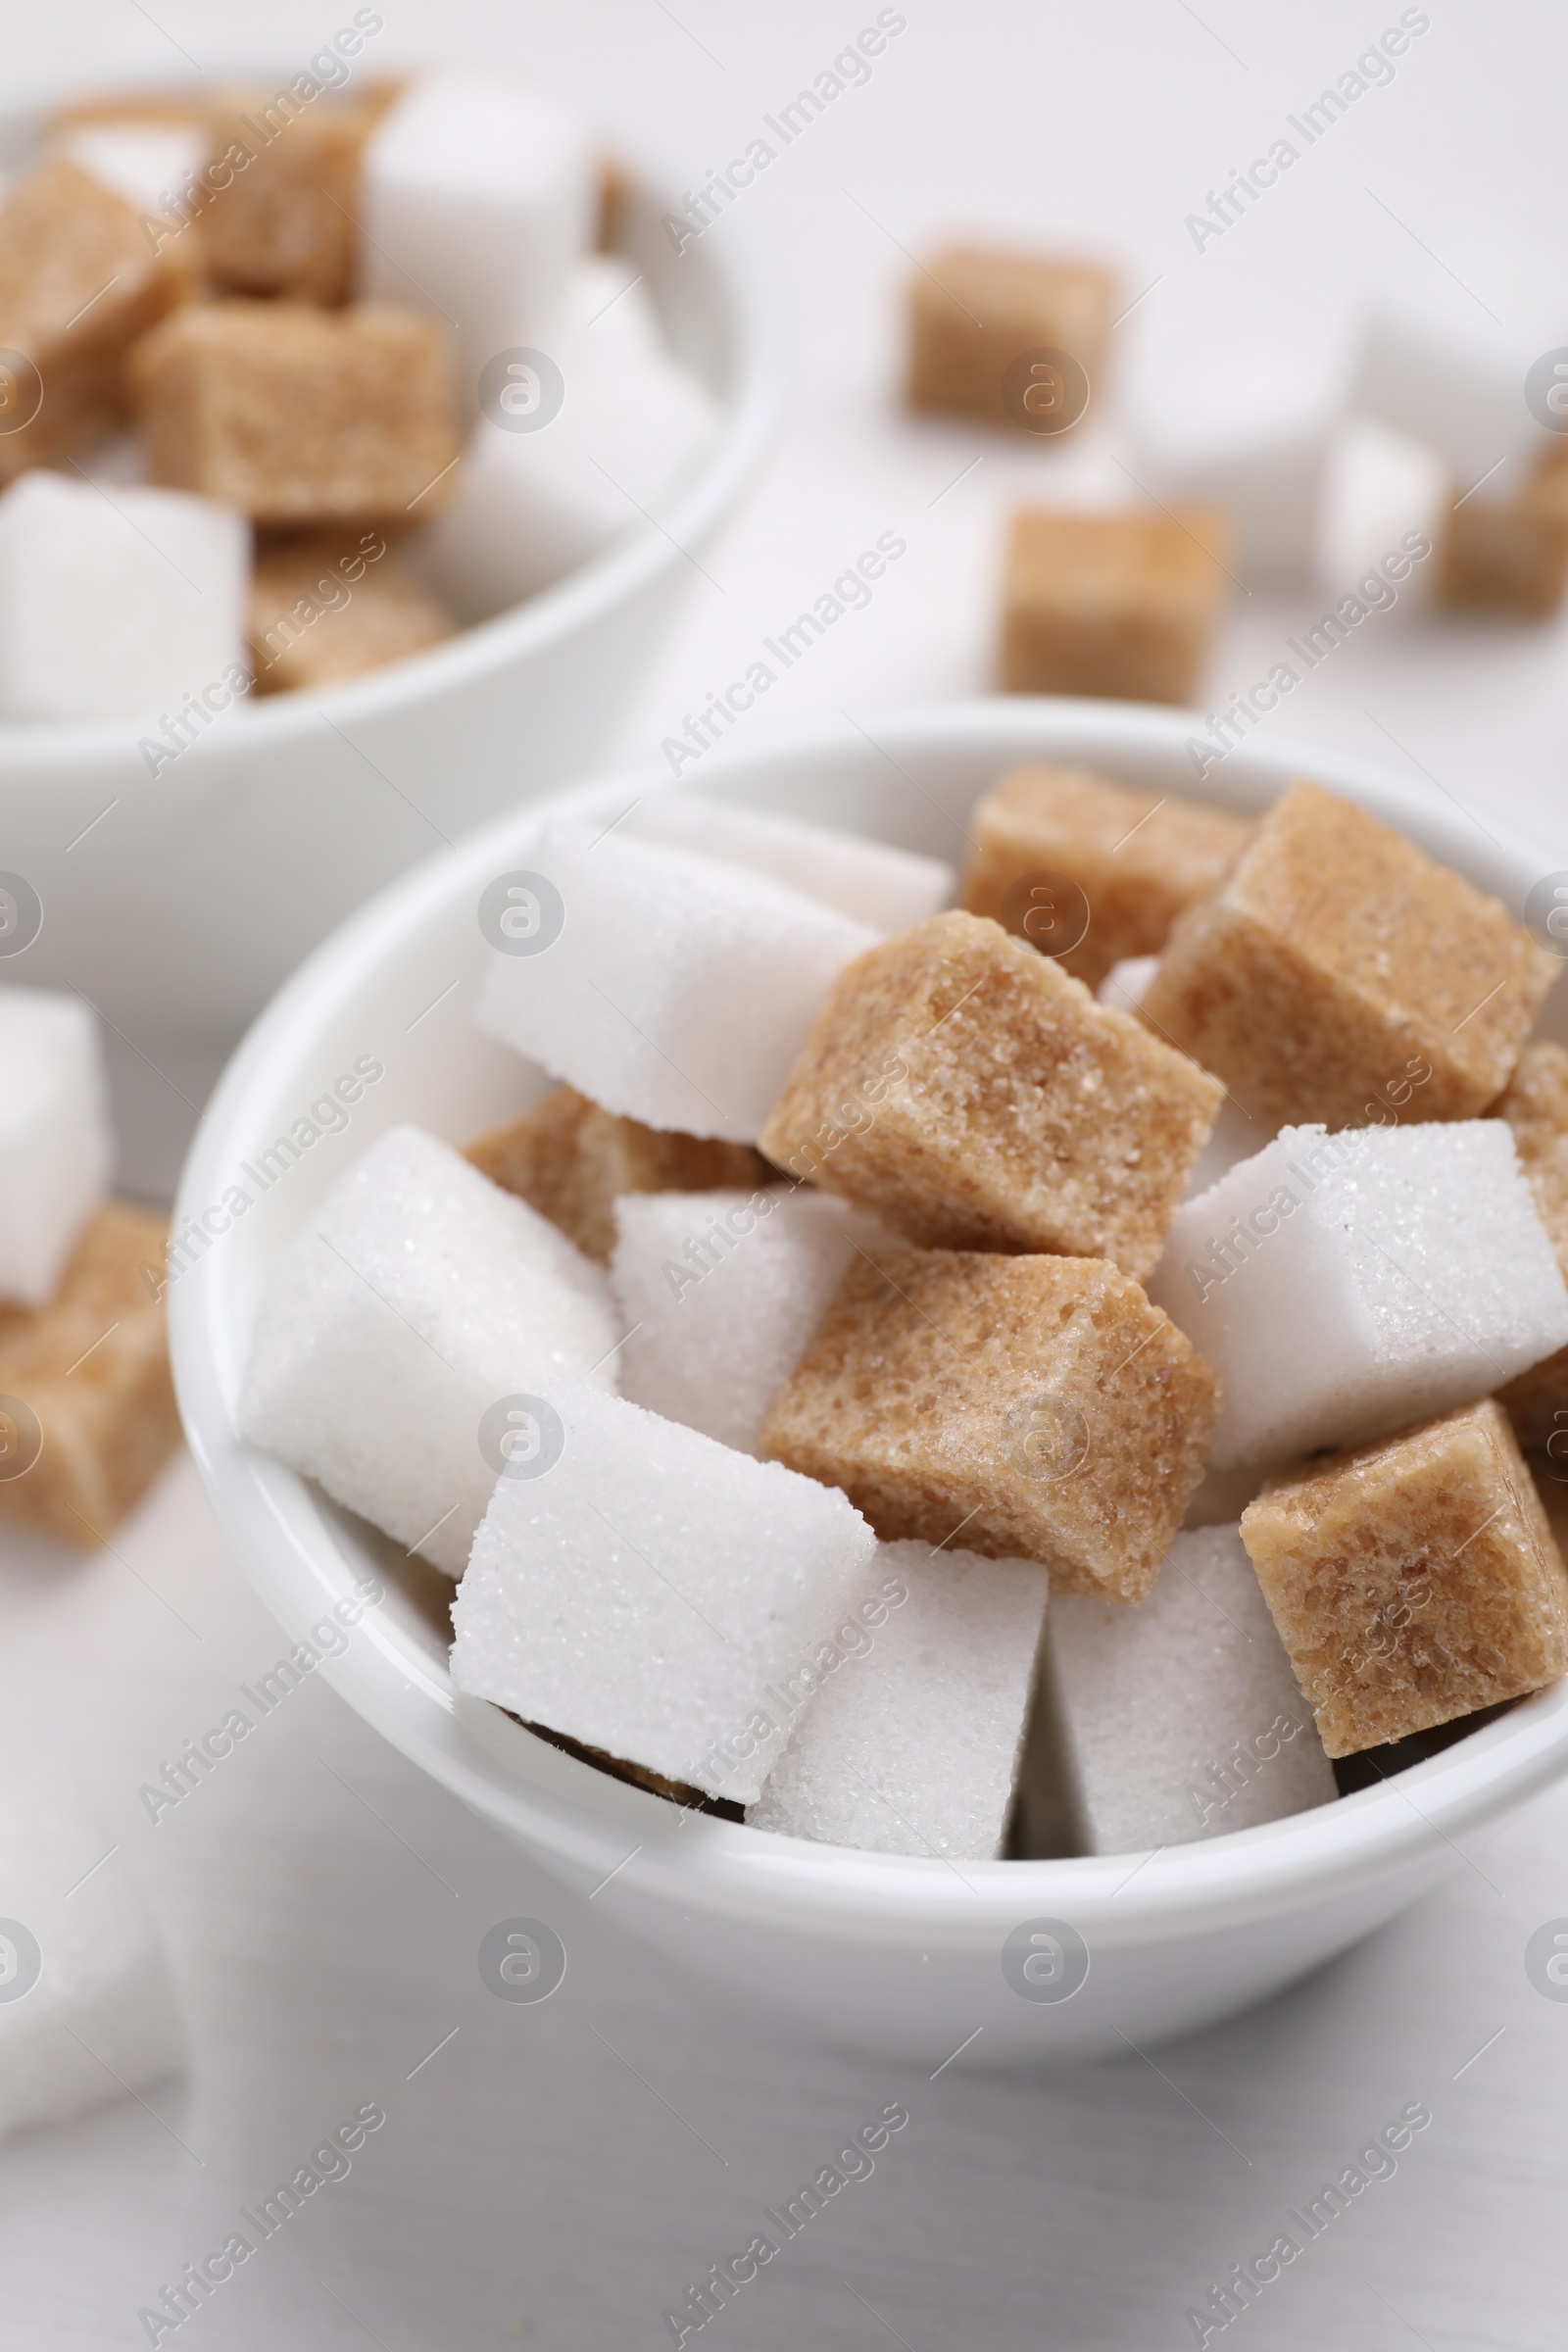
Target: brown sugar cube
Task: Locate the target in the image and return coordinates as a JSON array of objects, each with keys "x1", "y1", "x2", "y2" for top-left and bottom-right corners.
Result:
[
  {"x1": 201, "y1": 89, "x2": 387, "y2": 305},
  {"x1": 48, "y1": 92, "x2": 209, "y2": 131},
  {"x1": 466, "y1": 1086, "x2": 770, "y2": 1263},
  {"x1": 959, "y1": 762, "x2": 1251, "y2": 991},
  {"x1": 906, "y1": 244, "x2": 1116, "y2": 427},
  {"x1": 0, "y1": 1201, "x2": 180, "y2": 1544},
  {"x1": 1492, "y1": 1042, "x2": 1568, "y2": 1448},
  {"x1": 132, "y1": 300, "x2": 460, "y2": 526},
  {"x1": 760, "y1": 1246, "x2": 1219, "y2": 1601},
  {"x1": 759, "y1": 911, "x2": 1223, "y2": 1281},
  {"x1": 1000, "y1": 506, "x2": 1232, "y2": 704},
  {"x1": 1141, "y1": 778, "x2": 1557, "y2": 1131},
  {"x1": 1435, "y1": 447, "x2": 1568, "y2": 618},
  {"x1": 0, "y1": 160, "x2": 194, "y2": 479},
  {"x1": 249, "y1": 528, "x2": 455, "y2": 692},
  {"x1": 596, "y1": 153, "x2": 633, "y2": 253},
  {"x1": 1240, "y1": 1397, "x2": 1568, "y2": 1757}
]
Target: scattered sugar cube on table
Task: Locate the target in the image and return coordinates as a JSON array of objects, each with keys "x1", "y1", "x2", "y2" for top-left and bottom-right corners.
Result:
[
  {"x1": 1127, "y1": 363, "x2": 1340, "y2": 586},
  {"x1": 1493, "y1": 1041, "x2": 1568, "y2": 1447},
  {"x1": 760, "y1": 910, "x2": 1222, "y2": 1278},
  {"x1": 960, "y1": 763, "x2": 1250, "y2": 990},
  {"x1": 238, "y1": 1126, "x2": 619, "y2": 1574},
  {"x1": 1240, "y1": 1397, "x2": 1568, "y2": 1756},
  {"x1": 248, "y1": 529, "x2": 454, "y2": 692},
  {"x1": 748, "y1": 1540, "x2": 1051, "y2": 1859},
  {"x1": 1141, "y1": 779, "x2": 1556, "y2": 1130},
  {"x1": 360, "y1": 71, "x2": 594, "y2": 399},
  {"x1": 0, "y1": 472, "x2": 250, "y2": 722},
  {"x1": 133, "y1": 301, "x2": 461, "y2": 528},
  {"x1": 0, "y1": 1733, "x2": 185, "y2": 2146},
  {"x1": 450, "y1": 1380, "x2": 878, "y2": 1803},
  {"x1": 906, "y1": 244, "x2": 1117, "y2": 426},
  {"x1": 1149, "y1": 1120, "x2": 1568, "y2": 1469},
  {"x1": 999, "y1": 506, "x2": 1233, "y2": 704},
  {"x1": 1047, "y1": 1523, "x2": 1337, "y2": 1854},
  {"x1": 0, "y1": 988, "x2": 112, "y2": 1308},
  {"x1": 202, "y1": 84, "x2": 396, "y2": 304},
  {"x1": 474, "y1": 826, "x2": 880, "y2": 1145},
  {"x1": 466, "y1": 1085, "x2": 768, "y2": 1263},
  {"x1": 0, "y1": 158, "x2": 194, "y2": 480},
  {"x1": 611, "y1": 1186, "x2": 884, "y2": 1456},
  {"x1": 622, "y1": 797, "x2": 956, "y2": 936},
  {"x1": 0, "y1": 1201, "x2": 180, "y2": 1544},
  {"x1": 761, "y1": 1245, "x2": 1218, "y2": 1603},
  {"x1": 1436, "y1": 444, "x2": 1568, "y2": 616}
]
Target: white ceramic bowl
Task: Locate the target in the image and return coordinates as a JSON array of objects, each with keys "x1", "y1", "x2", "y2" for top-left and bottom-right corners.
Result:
[
  {"x1": 0, "y1": 79, "x2": 781, "y2": 1161},
  {"x1": 171, "y1": 699, "x2": 1568, "y2": 2068}
]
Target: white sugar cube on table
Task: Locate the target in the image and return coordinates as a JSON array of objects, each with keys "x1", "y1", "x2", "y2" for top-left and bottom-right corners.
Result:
[
  {"x1": 475, "y1": 826, "x2": 879, "y2": 1143},
  {"x1": 416, "y1": 339, "x2": 717, "y2": 616},
  {"x1": 0, "y1": 1734, "x2": 184, "y2": 2144},
  {"x1": 1128, "y1": 362, "x2": 1341, "y2": 586},
  {"x1": 1315, "y1": 419, "x2": 1445, "y2": 607},
  {"x1": 0, "y1": 472, "x2": 249, "y2": 723},
  {"x1": 1047, "y1": 1524, "x2": 1337, "y2": 1855},
  {"x1": 239, "y1": 1126, "x2": 618, "y2": 1574},
  {"x1": 360, "y1": 70, "x2": 594, "y2": 401},
  {"x1": 1148, "y1": 1120, "x2": 1568, "y2": 1468},
  {"x1": 748, "y1": 1541, "x2": 1050, "y2": 1860},
  {"x1": 450, "y1": 1381, "x2": 878, "y2": 1804},
  {"x1": 0, "y1": 989, "x2": 112, "y2": 1307},
  {"x1": 612, "y1": 1188, "x2": 884, "y2": 1455},
  {"x1": 621, "y1": 798, "x2": 955, "y2": 935}
]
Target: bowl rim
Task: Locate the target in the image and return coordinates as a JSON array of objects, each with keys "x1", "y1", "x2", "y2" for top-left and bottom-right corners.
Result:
[
  {"x1": 0, "y1": 75, "x2": 785, "y2": 778},
  {"x1": 170, "y1": 695, "x2": 1568, "y2": 1944}
]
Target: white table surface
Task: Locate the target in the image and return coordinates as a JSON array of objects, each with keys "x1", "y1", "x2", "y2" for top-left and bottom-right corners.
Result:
[{"x1": 7, "y1": 4, "x2": 1568, "y2": 2346}]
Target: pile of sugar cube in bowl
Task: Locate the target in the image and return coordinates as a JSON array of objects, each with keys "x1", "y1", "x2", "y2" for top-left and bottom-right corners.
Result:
[
  {"x1": 0, "y1": 58, "x2": 716, "y2": 722},
  {"x1": 227, "y1": 763, "x2": 1568, "y2": 1863}
]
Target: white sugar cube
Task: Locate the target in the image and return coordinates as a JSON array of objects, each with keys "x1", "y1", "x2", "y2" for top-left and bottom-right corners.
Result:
[
  {"x1": 1148, "y1": 1120, "x2": 1568, "y2": 1467},
  {"x1": 1047, "y1": 1524, "x2": 1336, "y2": 1855},
  {"x1": 612, "y1": 1188, "x2": 884, "y2": 1455},
  {"x1": 1129, "y1": 362, "x2": 1339, "y2": 585},
  {"x1": 559, "y1": 254, "x2": 666, "y2": 369},
  {"x1": 748, "y1": 1541, "x2": 1050, "y2": 1859},
  {"x1": 52, "y1": 122, "x2": 207, "y2": 217},
  {"x1": 450, "y1": 1380, "x2": 878, "y2": 1803},
  {"x1": 360, "y1": 70, "x2": 594, "y2": 402},
  {"x1": 621, "y1": 798, "x2": 955, "y2": 936},
  {"x1": 0, "y1": 1735, "x2": 184, "y2": 2144},
  {"x1": 475, "y1": 826, "x2": 879, "y2": 1144},
  {"x1": 0, "y1": 473, "x2": 249, "y2": 723},
  {"x1": 1096, "y1": 954, "x2": 1158, "y2": 1012},
  {"x1": 239, "y1": 1126, "x2": 619, "y2": 1574},
  {"x1": 0, "y1": 989, "x2": 112, "y2": 1307},
  {"x1": 415, "y1": 340, "x2": 717, "y2": 617},
  {"x1": 1315, "y1": 418, "x2": 1445, "y2": 606}
]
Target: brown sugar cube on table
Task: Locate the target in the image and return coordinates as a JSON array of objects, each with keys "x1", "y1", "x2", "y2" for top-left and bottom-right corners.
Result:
[
  {"x1": 906, "y1": 245, "x2": 1116, "y2": 427},
  {"x1": 0, "y1": 160, "x2": 194, "y2": 479},
  {"x1": 1140, "y1": 777, "x2": 1557, "y2": 1131},
  {"x1": 1436, "y1": 447, "x2": 1568, "y2": 617},
  {"x1": 132, "y1": 300, "x2": 460, "y2": 528},
  {"x1": 1000, "y1": 506, "x2": 1233, "y2": 704},
  {"x1": 959, "y1": 762, "x2": 1250, "y2": 991},
  {"x1": 249, "y1": 529, "x2": 455, "y2": 692},
  {"x1": 201, "y1": 86, "x2": 397, "y2": 306},
  {"x1": 759, "y1": 910, "x2": 1222, "y2": 1281},
  {"x1": 466, "y1": 1085, "x2": 770, "y2": 1263},
  {"x1": 1240, "y1": 1397, "x2": 1568, "y2": 1757},
  {"x1": 760, "y1": 1246, "x2": 1218, "y2": 1602},
  {"x1": 1493, "y1": 1041, "x2": 1568, "y2": 1448},
  {"x1": 0, "y1": 1202, "x2": 180, "y2": 1545},
  {"x1": 48, "y1": 91, "x2": 209, "y2": 130}
]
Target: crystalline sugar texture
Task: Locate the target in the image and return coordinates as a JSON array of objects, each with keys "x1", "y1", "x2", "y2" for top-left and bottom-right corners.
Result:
[
  {"x1": 238, "y1": 1125, "x2": 618, "y2": 1573},
  {"x1": 0, "y1": 987, "x2": 112, "y2": 1307},
  {"x1": 449, "y1": 1380, "x2": 878, "y2": 1803},
  {"x1": 1148, "y1": 1120, "x2": 1568, "y2": 1467},
  {"x1": 0, "y1": 1732, "x2": 184, "y2": 2144},
  {"x1": 359, "y1": 70, "x2": 593, "y2": 395},
  {"x1": 748, "y1": 1539, "x2": 1050, "y2": 1858},
  {"x1": 1046, "y1": 1523, "x2": 1337, "y2": 1854},
  {"x1": 611, "y1": 1187, "x2": 885, "y2": 1455},
  {"x1": 0, "y1": 471, "x2": 249, "y2": 721},
  {"x1": 622, "y1": 796, "x2": 956, "y2": 936},
  {"x1": 474, "y1": 825, "x2": 880, "y2": 1143}
]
